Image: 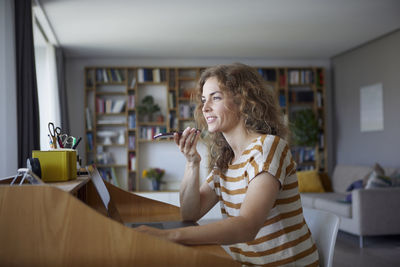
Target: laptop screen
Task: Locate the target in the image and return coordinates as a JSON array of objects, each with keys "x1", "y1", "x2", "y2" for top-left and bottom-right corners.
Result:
[{"x1": 86, "y1": 165, "x2": 123, "y2": 223}]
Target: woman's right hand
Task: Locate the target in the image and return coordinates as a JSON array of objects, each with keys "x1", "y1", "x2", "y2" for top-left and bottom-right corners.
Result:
[{"x1": 174, "y1": 127, "x2": 201, "y2": 163}]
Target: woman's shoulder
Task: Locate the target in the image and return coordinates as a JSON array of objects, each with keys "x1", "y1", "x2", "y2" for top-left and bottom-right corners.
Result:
[{"x1": 258, "y1": 134, "x2": 289, "y2": 150}]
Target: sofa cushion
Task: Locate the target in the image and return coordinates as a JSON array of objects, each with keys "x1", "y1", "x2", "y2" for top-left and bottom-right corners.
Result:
[
  {"x1": 332, "y1": 164, "x2": 399, "y2": 193},
  {"x1": 314, "y1": 196, "x2": 352, "y2": 218},
  {"x1": 297, "y1": 170, "x2": 325, "y2": 192},
  {"x1": 332, "y1": 165, "x2": 372, "y2": 193}
]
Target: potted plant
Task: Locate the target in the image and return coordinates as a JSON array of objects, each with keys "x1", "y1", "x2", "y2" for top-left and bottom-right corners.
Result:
[
  {"x1": 290, "y1": 109, "x2": 319, "y2": 146},
  {"x1": 137, "y1": 95, "x2": 160, "y2": 122},
  {"x1": 142, "y1": 167, "x2": 165, "y2": 191}
]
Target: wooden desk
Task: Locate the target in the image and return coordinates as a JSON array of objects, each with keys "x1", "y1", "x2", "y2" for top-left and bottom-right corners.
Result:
[{"x1": 0, "y1": 178, "x2": 238, "y2": 266}]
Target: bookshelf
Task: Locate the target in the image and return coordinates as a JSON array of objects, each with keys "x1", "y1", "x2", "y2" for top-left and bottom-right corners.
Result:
[{"x1": 84, "y1": 66, "x2": 327, "y2": 192}]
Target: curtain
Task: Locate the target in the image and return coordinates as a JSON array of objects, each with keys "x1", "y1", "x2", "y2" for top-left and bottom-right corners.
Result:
[
  {"x1": 15, "y1": 0, "x2": 40, "y2": 168},
  {"x1": 56, "y1": 47, "x2": 70, "y2": 134}
]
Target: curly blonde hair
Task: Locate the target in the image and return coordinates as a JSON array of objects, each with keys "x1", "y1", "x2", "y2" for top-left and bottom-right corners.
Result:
[{"x1": 194, "y1": 63, "x2": 288, "y2": 172}]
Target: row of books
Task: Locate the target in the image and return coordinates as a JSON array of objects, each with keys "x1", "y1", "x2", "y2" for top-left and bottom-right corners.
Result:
[
  {"x1": 96, "y1": 68, "x2": 125, "y2": 83},
  {"x1": 291, "y1": 147, "x2": 316, "y2": 163},
  {"x1": 128, "y1": 114, "x2": 136, "y2": 129},
  {"x1": 257, "y1": 69, "x2": 277, "y2": 82},
  {"x1": 137, "y1": 68, "x2": 167, "y2": 83},
  {"x1": 98, "y1": 167, "x2": 120, "y2": 187},
  {"x1": 179, "y1": 103, "x2": 196, "y2": 119},
  {"x1": 289, "y1": 90, "x2": 314, "y2": 103},
  {"x1": 288, "y1": 70, "x2": 314, "y2": 85},
  {"x1": 139, "y1": 126, "x2": 167, "y2": 140},
  {"x1": 96, "y1": 98, "x2": 125, "y2": 113}
]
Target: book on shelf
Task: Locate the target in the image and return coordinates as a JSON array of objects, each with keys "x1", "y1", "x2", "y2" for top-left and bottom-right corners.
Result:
[
  {"x1": 130, "y1": 77, "x2": 136, "y2": 88},
  {"x1": 279, "y1": 72, "x2": 286, "y2": 87},
  {"x1": 289, "y1": 90, "x2": 314, "y2": 103},
  {"x1": 85, "y1": 107, "x2": 93, "y2": 130},
  {"x1": 128, "y1": 135, "x2": 136, "y2": 150},
  {"x1": 86, "y1": 70, "x2": 94, "y2": 87},
  {"x1": 137, "y1": 68, "x2": 144, "y2": 83},
  {"x1": 318, "y1": 132, "x2": 324, "y2": 149},
  {"x1": 153, "y1": 68, "x2": 160, "y2": 82},
  {"x1": 168, "y1": 91, "x2": 176, "y2": 108},
  {"x1": 97, "y1": 118, "x2": 126, "y2": 125},
  {"x1": 112, "y1": 99, "x2": 126, "y2": 113},
  {"x1": 288, "y1": 70, "x2": 314, "y2": 85},
  {"x1": 140, "y1": 126, "x2": 166, "y2": 140},
  {"x1": 169, "y1": 113, "x2": 178, "y2": 130},
  {"x1": 316, "y1": 91, "x2": 323, "y2": 107},
  {"x1": 128, "y1": 114, "x2": 136, "y2": 129},
  {"x1": 128, "y1": 175, "x2": 135, "y2": 191},
  {"x1": 257, "y1": 68, "x2": 277, "y2": 82},
  {"x1": 102, "y1": 69, "x2": 108, "y2": 83},
  {"x1": 96, "y1": 98, "x2": 126, "y2": 114},
  {"x1": 128, "y1": 95, "x2": 135, "y2": 109},
  {"x1": 129, "y1": 153, "x2": 136, "y2": 171},
  {"x1": 110, "y1": 167, "x2": 120, "y2": 187},
  {"x1": 86, "y1": 132, "x2": 93, "y2": 151},
  {"x1": 179, "y1": 103, "x2": 195, "y2": 119},
  {"x1": 279, "y1": 93, "x2": 286, "y2": 107}
]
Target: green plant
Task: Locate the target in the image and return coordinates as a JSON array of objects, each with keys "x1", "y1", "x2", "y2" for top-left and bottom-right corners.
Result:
[
  {"x1": 290, "y1": 109, "x2": 319, "y2": 146},
  {"x1": 137, "y1": 95, "x2": 160, "y2": 118}
]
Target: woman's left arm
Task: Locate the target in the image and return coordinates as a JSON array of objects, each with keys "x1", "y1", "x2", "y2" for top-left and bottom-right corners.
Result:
[{"x1": 136, "y1": 172, "x2": 280, "y2": 245}]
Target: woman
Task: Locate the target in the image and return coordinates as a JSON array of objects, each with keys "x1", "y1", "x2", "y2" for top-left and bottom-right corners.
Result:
[{"x1": 137, "y1": 63, "x2": 319, "y2": 266}]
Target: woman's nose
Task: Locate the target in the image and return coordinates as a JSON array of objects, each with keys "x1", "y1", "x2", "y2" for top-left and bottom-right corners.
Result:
[{"x1": 202, "y1": 99, "x2": 211, "y2": 112}]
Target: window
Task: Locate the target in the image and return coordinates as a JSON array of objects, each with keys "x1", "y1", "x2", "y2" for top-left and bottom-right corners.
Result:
[{"x1": 33, "y1": 6, "x2": 61, "y2": 150}]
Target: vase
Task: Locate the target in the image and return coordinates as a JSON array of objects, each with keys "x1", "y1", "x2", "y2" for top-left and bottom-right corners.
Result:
[{"x1": 151, "y1": 180, "x2": 160, "y2": 191}]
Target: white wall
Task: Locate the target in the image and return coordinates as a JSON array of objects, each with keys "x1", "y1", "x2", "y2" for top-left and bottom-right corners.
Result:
[
  {"x1": 332, "y1": 30, "x2": 400, "y2": 168},
  {"x1": 0, "y1": 0, "x2": 18, "y2": 177}
]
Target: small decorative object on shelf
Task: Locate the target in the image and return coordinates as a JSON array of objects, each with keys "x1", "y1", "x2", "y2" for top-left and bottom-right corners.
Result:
[
  {"x1": 137, "y1": 95, "x2": 160, "y2": 122},
  {"x1": 142, "y1": 167, "x2": 165, "y2": 191}
]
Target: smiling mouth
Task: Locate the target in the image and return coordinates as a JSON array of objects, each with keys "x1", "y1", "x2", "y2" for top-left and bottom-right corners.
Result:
[{"x1": 206, "y1": 116, "x2": 217, "y2": 123}]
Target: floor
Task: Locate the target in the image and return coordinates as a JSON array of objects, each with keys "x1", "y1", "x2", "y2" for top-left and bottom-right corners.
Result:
[{"x1": 333, "y1": 232, "x2": 400, "y2": 267}]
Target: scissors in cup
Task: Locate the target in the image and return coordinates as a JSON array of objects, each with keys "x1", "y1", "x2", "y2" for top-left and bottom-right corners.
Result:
[{"x1": 48, "y1": 122, "x2": 61, "y2": 148}]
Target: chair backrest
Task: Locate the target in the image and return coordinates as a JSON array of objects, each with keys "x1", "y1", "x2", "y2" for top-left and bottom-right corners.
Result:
[{"x1": 303, "y1": 208, "x2": 340, "y2": 267}]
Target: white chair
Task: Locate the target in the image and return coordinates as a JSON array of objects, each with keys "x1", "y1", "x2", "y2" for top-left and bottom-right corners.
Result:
[{"x1": 303, "y1": 208, "x2": 340, "y2": 267}]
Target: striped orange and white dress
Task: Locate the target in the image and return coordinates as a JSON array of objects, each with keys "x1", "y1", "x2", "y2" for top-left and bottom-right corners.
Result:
[{"x1": 206, "y1": 134, "x2": 319, "y2": 266}]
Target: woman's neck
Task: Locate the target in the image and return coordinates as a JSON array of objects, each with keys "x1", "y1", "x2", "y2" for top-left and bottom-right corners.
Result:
[{"x1": 223, "y1": 126, "x2": 261, "y2": 163}]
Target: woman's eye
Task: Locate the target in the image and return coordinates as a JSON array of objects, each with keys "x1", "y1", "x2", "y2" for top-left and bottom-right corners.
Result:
[{"x1": 213, "y1": 96, "x2": 221, "y2": 101}]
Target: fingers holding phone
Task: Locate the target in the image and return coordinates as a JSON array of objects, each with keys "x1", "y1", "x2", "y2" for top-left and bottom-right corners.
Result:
[{"x1": 175, "y1": 127, "x2": 201, "y2": 163}]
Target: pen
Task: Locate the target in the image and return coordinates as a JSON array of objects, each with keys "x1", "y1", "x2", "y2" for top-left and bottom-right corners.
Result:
[
  {"x1": 57, "y1": 136, "x2": 64, "y2": 148},
  {"x1": 72, "y1": 137, "x2": 82, "y2": 149}
]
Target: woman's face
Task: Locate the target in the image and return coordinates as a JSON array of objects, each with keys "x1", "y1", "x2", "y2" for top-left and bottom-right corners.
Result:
[{"x1": 201, "y1": 77, "x2": 241, "y2": 134}]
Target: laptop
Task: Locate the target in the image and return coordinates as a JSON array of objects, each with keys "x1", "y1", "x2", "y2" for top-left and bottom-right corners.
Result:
[{"x1": 87, "y1": 165, "x2": 197, "y2": 229}]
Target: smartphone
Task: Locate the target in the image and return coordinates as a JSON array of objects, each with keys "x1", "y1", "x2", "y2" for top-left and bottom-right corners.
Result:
[{"x1": 153, "y1": 132, "x2": 183, "y2": 139}]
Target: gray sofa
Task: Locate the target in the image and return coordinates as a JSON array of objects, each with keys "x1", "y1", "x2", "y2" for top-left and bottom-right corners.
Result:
[{"x1": 301, "y1": 165, "x2": 400, "y2": 247}]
